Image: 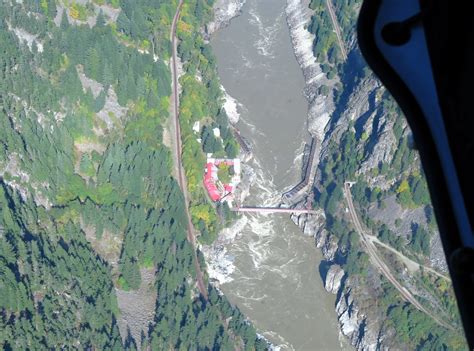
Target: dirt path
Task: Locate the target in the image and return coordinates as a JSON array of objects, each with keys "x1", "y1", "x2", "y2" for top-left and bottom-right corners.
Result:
[
  {"x1": 367, "y1": 234, "x2": 451, "y2": 281},
  {"x1": 344, "y1": 182, "x2": 452, "y2": 330},
  {"x1": 170, "y1": 1, "x2": 208, "y2": 300},
  {"x1": 325, "y1": 0, "x2": 347, "y2": 61}
]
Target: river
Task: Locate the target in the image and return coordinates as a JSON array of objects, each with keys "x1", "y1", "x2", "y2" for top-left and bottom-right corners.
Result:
[{"x1": 209, "y1": 0, "x2": 345, "y2": 349}]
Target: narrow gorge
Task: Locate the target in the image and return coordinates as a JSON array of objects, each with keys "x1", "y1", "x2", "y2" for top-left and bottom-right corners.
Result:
[{"x1": 206, "y1": 0, "x2": 464, "y2": 349}]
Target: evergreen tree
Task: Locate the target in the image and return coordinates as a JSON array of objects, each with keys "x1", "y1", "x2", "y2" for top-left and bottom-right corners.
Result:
[{"x1": 60, "y1": 11, "x2": 69, "y2": 31}]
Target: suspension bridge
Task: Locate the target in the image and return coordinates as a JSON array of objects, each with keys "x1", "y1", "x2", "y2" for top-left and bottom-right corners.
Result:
[{"x1": 231, "y1": 207, "x2": 319, "y2": 215}]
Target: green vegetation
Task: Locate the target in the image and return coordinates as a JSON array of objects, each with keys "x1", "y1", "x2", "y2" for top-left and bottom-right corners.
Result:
[
  {"x1": 176, "y1": 0, "x2": 239, "y2": 243},
  {"x1": 308, "y1": 0, "x2": 340, "y2": 65},
  {"x1": 69, "y1": 2, "x2": 92, "y2": 21},
  {"x1": 316, "y1": 129, "x2": 465, "y2": 348},
  {"x1": 308, "y1": 0, "x2": 463, "y2": 347},
  {"x1": 0, "y1": 186, "x2": 123, "y2": 349},
  {"x1": 115, "y1": 0, "x2": 179, "y2": 57},
  {"x1": 394, "y1": 172, "x2": 431, "y2": 208},
  {"x1": 377, "y1": 224, "x2": 405, "y2": 254},
  {"x1": 307, "y1": 0, "x2": 361, "y2": 83},
  {"x1": 202, "y1": 125, "x2": 223, "y2": 153},
  {"x1": 217, "y1": 163, "x2": 233, "y2": 184},
  {"x1": 0, "y1": 0, "x2": 263, "y2": 348},
  {"x1": 328, "y1": 217, "x2": 371, "y2": 277},
  {"x1": 330, "y1": 0, "x2": 361, "y2": 42},
  {"x1": 379, "y1": 279, "x2": 464, "y2": 349},
  {"x1": 410, "y1": 224, "x2": 430, "y2": 256},
  {"x1": 416, "y1": 271, "x2": 463, "y2": 330},
  {"x1": 313, "y1": 80, "x2": 463, "y2": 350}
]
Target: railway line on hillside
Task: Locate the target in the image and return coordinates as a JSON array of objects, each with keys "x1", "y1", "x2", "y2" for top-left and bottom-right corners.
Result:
[
  {"x1": 344, "y1": 182, "x2": 453, "y2": 330},
  {"x1": 170, "y1": 1, "x2": 208, "y2": 300}
]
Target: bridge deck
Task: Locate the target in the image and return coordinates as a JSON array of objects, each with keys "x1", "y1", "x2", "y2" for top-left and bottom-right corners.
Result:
[{"x1": 231, "y1": 207, "x2": 318, "y2": 215}]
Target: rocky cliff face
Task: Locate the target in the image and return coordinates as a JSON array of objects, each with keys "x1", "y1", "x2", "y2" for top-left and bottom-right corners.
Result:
[
  {"x1": 203, "y1": 0, "x2": 456, "y2": 348},
  {"x1": 285, "y1": 2, "x2": 382, "y2": 348},
  {"x1": 285, "y1": 0, "x2": 453, "y2": 349},
  {"x1": 305, "y1": 212, "x2": 385, "y2": 350},
  {"x1": 285, "y1": 0, "x2": 333, "y2": 142}
]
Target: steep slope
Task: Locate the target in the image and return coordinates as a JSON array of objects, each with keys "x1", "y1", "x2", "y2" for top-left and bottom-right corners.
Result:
[
  {"x1": 287, "y1": 0, "x2": 466, "y2": 349},
  {"x1": 0, "y1": 0, "x2": 267, "y2": 349}
]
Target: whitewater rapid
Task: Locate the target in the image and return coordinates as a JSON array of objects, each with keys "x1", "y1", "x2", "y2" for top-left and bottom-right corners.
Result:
[{"x1": 205, "y1": 0, "x2": 343, "y2": 349}]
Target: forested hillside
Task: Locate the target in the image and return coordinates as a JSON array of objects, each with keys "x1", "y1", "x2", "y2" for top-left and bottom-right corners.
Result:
[
  {"x1": 176, "y1": 0, "x2": 240, "y2": 244},
  {"x1": 0, "y1": 0, "x2": 265, "y2": 349}
]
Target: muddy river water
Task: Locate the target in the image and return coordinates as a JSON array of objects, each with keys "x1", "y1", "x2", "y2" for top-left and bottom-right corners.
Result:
[{"x1": 209, "y1": 0, "x2": 347, "y2": 349}]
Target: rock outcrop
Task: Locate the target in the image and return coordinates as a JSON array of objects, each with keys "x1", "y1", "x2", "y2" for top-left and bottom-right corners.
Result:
[
  {"x1": 285, "y1": 0, "x2": 333, "y2": 174},
  {"x1": 205, "y1": 0, "x2": 247, "y2": 37},
  {"x1": 324, "y1": 264, "x2": 344, "y2": 294},
  {"x1": 309, "y1": 216, "x2": 383, "y2": 350},
  {"x1": 285, "y1": 0, "x2": 450, "y2": 349},
  {"x1": 284, "y1": 3, "x2": 380, "y2": 345}
]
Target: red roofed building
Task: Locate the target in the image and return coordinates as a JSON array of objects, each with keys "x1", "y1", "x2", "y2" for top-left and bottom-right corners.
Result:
[
  {"x1": 203, "y1": 158, "x2": 241, "y2": 203},
  {"x1": 204, "y1": 162, "x2": 220, "y2": 201}
]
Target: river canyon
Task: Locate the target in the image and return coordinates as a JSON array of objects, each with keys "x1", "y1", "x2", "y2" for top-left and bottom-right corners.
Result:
[{"x1": 205, "y1": 0, "x2": 348, "y2": 349}]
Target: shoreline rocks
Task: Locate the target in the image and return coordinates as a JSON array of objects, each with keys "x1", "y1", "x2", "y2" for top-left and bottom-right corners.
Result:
[
  {"x1": 205, "y1": 0, "x2": 247, "y2": 38},
  {"x1": 285, "y1": 0, "x2": 333, "y2": 141},
  {"x1": 324, "y1": 264, "x2": 344, "y2": 294},
  {"x1": 284, "y1": 1, "x2": 384, "y2": 349}
]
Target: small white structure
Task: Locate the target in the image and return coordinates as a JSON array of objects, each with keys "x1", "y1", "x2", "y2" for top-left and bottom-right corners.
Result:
[
  {"x1": 192, "y1": 121, "x2": 200, "y2": 134},
  {"x1": 233, "y1": 158, "x2": 241, "y2": 176},
  {"x1": 212, "y1": 127, "x2": 221, "y2": 138}
]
